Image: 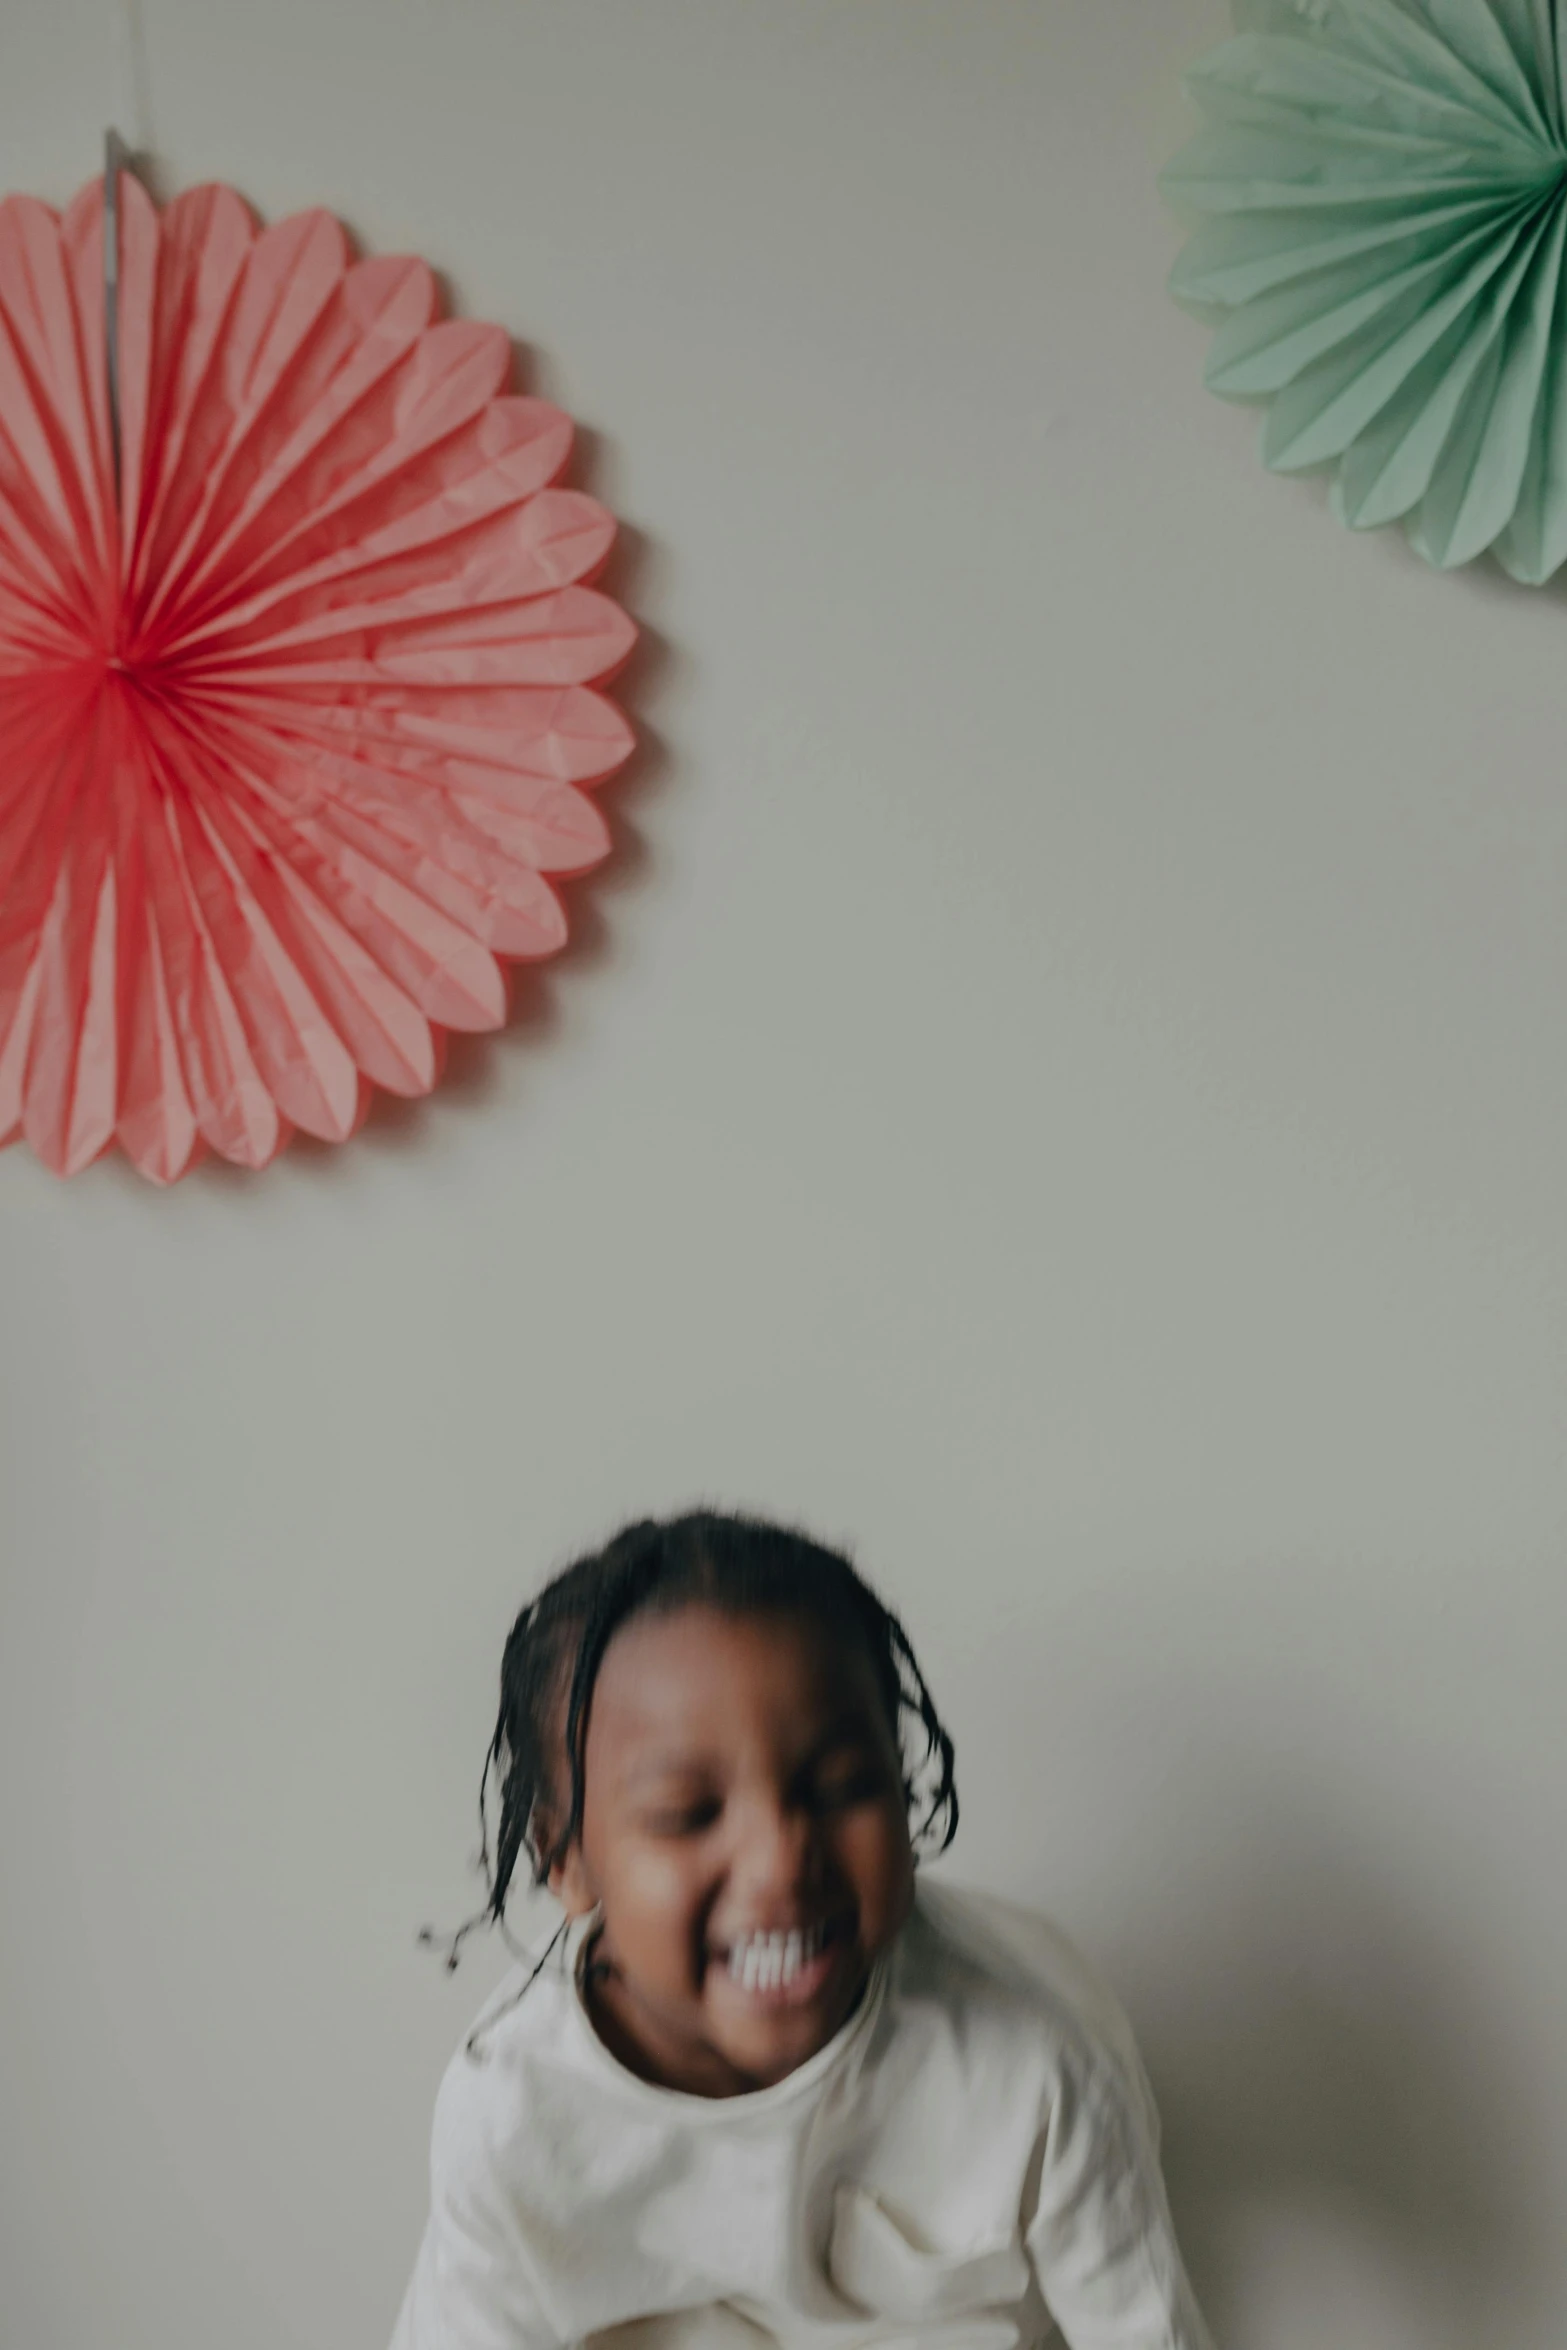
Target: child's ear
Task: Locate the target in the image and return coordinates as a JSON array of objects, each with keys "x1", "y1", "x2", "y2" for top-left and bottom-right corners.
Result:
[{"x1": 548, "y1": 1841, "x2": 597, "y2": 1918}]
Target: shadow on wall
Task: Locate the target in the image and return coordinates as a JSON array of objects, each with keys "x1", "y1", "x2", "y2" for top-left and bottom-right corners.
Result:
[{"x1": 1103, "y1": 1778, "x2": 1554, "y2": 2350}]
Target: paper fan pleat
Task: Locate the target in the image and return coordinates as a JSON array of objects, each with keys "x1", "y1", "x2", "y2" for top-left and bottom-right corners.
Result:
[
  {"x1": 186, "y1": 701, "x2": 568, "y2": 968},
  {"x1": 0, "y1": 200, "x2": 112, "y2": 585},
  {"x1": 21, "y1": 726, "x2": 115, "y2": 1177},
  {"x1": 0, "y1": 698, "x2": 88, "y2": 1133},
  {"x1": 135, "y1": 211, "x2": 355, "y2": 633},
  {"x1": 180, "y1": 491, "x2": 620, "y2": 672},
  {"x1": 209, "y1": 586, "x2": 635, "y2": 690},
  {"x1": 189, "y1": 386, "x2": 574, "y2": 640},
  {"x1": 1165, "y1": 0, "x2": 1567, "y2": 579},
  {"x1": 0, "y1": 171, "x2": 636, "y2": 1178},
  {"x1": 165, "y1": 299, "x2": 503, "y2": 639},
  {"x1": 118, "y1": 887, "x2": 200, "y2": 1185},
  {"x1": 124, "y1": 183, "x2": 253, "y2": 588},
  {"x1": 210, "y1": 680, "x2": 634, "y2": 786}
]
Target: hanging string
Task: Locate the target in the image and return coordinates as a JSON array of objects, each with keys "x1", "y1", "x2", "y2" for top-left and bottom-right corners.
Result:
[
  {"x1": 103, "y1": 129, "x2": 127, "y2": 504},
  {"x1": 110, "y1": 0, "x2": 153, "y2": 155},
  {"x1": 103, "y1": 0, "x2": 152, "y2": 516}
]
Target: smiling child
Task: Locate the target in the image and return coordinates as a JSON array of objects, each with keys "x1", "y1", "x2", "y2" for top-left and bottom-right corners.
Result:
[{"x1": 391, "y1": 1511, "x2": 1214, "y2": 2350}]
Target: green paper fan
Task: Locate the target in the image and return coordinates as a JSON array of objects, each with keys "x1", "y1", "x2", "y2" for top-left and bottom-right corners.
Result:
[{"x1": 1163, "y1": 0, "x2": 1567, "y2": 581}]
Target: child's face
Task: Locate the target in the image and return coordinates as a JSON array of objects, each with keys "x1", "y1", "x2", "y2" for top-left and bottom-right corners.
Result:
[{"x1": 550, "y1": 1602, "x2": 916, "y2": 2097}]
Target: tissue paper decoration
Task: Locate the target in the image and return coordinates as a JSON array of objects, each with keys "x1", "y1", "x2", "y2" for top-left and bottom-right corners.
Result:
[
  {"x1": 1164, "y1": 0, "x2": 1567, "y2": 581},
  {"x1": 0, "y1": 170, "x2": 635, "y2": 1181}
]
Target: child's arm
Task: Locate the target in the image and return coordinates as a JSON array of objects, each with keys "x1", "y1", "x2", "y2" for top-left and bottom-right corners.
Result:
[
  {"x1": 930, "y1": 1886, "x2": 1212, "y2": 2348},
  {"x1": 389, "y1": 2059, "x2": 561, "y2": 2350},
  {"x1": 1024, "y1": 2046, "x2": 1215, "y2": 2350}
]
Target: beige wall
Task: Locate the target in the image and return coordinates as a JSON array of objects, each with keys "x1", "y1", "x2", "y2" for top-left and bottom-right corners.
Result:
[{"x1": 2, "y1": 3, "x2": 1564, "y2": 2346}]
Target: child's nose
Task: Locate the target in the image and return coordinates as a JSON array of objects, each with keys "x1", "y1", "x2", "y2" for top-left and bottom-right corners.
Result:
[{"x1": 730, "y1": 1793, "x2": 816, "y2": 1897}]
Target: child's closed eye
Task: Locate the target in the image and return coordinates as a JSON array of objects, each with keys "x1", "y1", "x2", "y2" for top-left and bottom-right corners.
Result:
[
  {"x1": 810, "y1": 1766, "x2": 887, "y2": 1811},
  {"x1": 639, "y1": 1798, "x2": 723, "y2": 1837}
]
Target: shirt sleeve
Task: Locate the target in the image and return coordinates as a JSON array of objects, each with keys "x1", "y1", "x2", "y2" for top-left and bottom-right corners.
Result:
[
  {"x1": 388, "y1": 2052, "x2": 562, "y2": 2350},
  {"x1": 1023, "y1": 2043, "x2": 1215, "y2": 2350}
]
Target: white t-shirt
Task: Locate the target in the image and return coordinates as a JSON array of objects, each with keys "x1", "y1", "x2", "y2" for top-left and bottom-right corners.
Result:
[{"x1": 391, "y1": 1881, "x2": 1215, "y2": 2350}]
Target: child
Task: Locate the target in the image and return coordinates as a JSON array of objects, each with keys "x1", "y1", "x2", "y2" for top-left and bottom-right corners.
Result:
[{"x1": 392, "y1": 1512, "x2": 1215, "y2": 2350}]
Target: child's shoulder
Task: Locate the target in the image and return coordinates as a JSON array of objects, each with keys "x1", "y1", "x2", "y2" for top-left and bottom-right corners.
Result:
[
  {"x1": 902, "y1": 1878, "x2": 1159, "y2": 2131},
  {"x1": 429, "y1": 1951, "x2": 581, "y2": 2158},
  {"x1": 908, "y1": 1878, "x2": 1122, "y2": 2011}
]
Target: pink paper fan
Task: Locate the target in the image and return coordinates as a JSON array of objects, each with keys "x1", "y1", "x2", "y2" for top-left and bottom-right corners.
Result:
[{"x1": 0, "y1": 168, "x2": 636, "y2": 1181}]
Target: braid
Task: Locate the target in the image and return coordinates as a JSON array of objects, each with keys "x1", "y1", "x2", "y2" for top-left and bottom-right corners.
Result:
[
  {"x1": 484, "y1": 1522, "x2": 666, "y2": 1911},
  {"x1": 424, "y1": 1510, "x2": 959, "y2": 1985},
  {"x1": 556, "y1": 1522, "x2": 677, "y2": 1861},
  {"x1": 884, "y1": 1608, "x2": 960, "y2": 1850}
]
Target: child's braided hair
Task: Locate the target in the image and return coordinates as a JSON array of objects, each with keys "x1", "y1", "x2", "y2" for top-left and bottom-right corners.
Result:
[{"x1": 435, "y1": 1510, "x2": 957, "y2": 1980}]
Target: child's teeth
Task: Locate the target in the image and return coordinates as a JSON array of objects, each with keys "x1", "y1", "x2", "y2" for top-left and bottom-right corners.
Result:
[{"x1": 727, "y1": 1923, "x2": 830, "y2": 1992}]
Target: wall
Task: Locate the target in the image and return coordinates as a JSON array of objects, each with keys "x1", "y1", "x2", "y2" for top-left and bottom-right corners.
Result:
[{"x1": 1, "y1": 5, "x2": 1564, "y2": 2347}]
